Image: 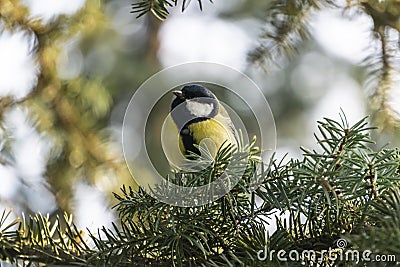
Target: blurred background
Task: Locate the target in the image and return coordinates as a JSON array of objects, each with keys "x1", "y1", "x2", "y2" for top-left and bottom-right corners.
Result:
[{"x1": 0, "y1": 0, "x2": 399, "y2": 234}]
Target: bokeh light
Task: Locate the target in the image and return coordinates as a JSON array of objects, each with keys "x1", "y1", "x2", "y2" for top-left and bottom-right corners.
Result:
[{"x1": 0, "y1": 28, "x2": 38, "y2": 99}]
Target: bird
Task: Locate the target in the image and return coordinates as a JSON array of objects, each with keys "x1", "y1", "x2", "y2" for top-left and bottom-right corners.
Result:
[{"x1": 169, "y1": 84, "x2": 237, "y2": 159}]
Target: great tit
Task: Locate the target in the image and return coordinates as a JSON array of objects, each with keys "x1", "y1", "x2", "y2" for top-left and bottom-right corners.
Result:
[{"x1": 170, "y1": 84, "x2": 237, "y2": 158}]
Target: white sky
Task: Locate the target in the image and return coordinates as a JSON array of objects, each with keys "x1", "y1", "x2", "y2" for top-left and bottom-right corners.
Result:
[
  {"x1": 312, "y1": 10, "x2": 374, "y2": 64},
  {"x1": 74, "y1": 182, "x2": 115, "y2": 231},
  {"x1": 158, "y1": 14, "x2": 252, "y2": 70},
  {"x1": 23, "y1": 0, "x2": 86, "y2": 23},
  {"x1": 0, "y1": 29, "x2": 38, "y2": 99}
]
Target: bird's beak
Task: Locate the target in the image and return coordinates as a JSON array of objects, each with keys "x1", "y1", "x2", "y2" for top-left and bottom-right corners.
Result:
[{"x1": 173, "y1": 90, "x2": 183, "y2": 98}]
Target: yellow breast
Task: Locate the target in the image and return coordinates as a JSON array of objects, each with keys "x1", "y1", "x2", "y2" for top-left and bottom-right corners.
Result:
[{"x1": 183, "y1": 117, "x2": 237, "y2": 157}]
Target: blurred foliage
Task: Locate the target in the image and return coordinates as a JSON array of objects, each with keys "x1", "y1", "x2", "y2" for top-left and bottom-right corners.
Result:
[
  {"x1": 0, "y1": 114, "x2": 399, "y2": 266},
  {"x1": 0, "y1": 0, "x2": 135, "y2": 212},
  {"x1": 246, "y1": 0, "x2": 400, "y2": 131}
]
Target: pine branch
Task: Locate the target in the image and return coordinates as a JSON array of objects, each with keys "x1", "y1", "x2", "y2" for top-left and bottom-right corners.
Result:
[
  {"x1": 131, "y1": 0, "x2": 213, "y2": 20},
  {"x1": 364, "y1": 25, "x2": 400, "y2": 129},
  {"x1": 0, "y1": 113, "x2": 399, "y2": 266},
  {"x1": 350, "y1": 187, "x2": 400, "y2": 257},
  {"x1": 255, "y1": 112, "x2": 400, "y2": 265},
  {"x1": 0, "y1": 211, "x2": 88, "y2": 265},
  {"x1": 248, "y1": 0, "x2": 336, "y2": 70}
]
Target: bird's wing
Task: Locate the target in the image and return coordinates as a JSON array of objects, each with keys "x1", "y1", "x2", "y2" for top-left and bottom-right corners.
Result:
[
  {"x1": 218, "y1": 102, "x2": 238, "y2": 143},
  {"x1": 161, "y1": 114, "x2": 187, "y2": 169}
]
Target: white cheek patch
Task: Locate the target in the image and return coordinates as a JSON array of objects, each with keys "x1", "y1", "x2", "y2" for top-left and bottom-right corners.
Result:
[{"x1": 186, "y1": 100, "x2": 214, "y2": 117}]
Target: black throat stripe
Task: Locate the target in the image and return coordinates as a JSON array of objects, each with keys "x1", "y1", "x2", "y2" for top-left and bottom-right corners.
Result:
[{"x1": 180, "y1": 124, "x2": 200, "y2": 157}]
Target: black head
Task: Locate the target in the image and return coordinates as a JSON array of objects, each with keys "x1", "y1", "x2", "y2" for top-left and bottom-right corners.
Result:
[
  {"x1": 181, "y1": 84, "x2": 216, "y2": 99},
  {"x1": 170, "y1": 84, "x2": 219, "y2": 129},
  {"x1": 172, "y1": 84, "x2": 216, "y2": 104}
]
